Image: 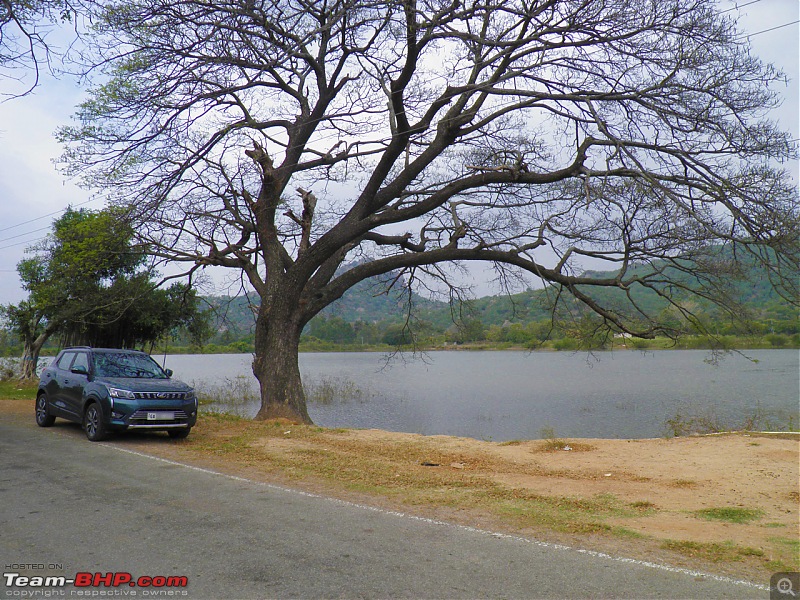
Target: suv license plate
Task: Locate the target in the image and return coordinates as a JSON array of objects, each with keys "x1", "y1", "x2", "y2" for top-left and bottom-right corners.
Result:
[{"x1": 148, "y1": 412, "x2": 173, "y2": 420}]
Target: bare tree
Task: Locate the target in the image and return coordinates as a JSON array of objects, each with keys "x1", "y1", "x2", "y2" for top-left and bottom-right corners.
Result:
[
  {"x1": 0, "y1": 0, "x2": 76, "y2": 96},
  {"x1": 59, "y1": 0, "x2": 798, "y2": 423}
]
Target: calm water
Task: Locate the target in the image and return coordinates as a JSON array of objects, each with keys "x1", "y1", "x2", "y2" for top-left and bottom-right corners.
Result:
[{"x1": 161, "y1": 349, "x2": 799, "y2": 441}]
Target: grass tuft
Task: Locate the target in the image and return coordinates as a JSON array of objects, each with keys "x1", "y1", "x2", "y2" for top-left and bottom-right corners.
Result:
[
  {"x1": 693, "y1": 507, "x2": 764, "y2": 524},
  {"x1": 535, "y1": 439, "x2": 596, "y2": 453},
  {"x1": 670, "y1": 479, "x2": 697, "y2": 488},
  {"x1": 661, "y1": 539, "x2": 765, "y2": 562}
]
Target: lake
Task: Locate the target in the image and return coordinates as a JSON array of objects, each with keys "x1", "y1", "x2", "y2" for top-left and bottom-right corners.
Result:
[{"x1": 160, "y1": 349, "x2": 799, "y2": 441}]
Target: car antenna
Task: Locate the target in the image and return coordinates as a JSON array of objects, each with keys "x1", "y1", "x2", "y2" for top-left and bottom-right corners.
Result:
[{"x1": 161, "y1": 338, "x2": 169, "y2": 371}]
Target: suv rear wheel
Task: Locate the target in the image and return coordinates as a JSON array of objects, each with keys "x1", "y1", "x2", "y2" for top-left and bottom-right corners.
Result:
[
  {"x1": 84, "y1": 402, "x2": 109, "y2": 441},
  {"x1": 35, "y1": 394, "x2": 55, "y2": 427}
]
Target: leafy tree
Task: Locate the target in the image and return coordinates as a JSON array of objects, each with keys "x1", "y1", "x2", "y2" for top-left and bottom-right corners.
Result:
[
  {"x1": 445, "y1": 318, "x2": 486, "y2": 344},
  {"x1": 1, "y1": 208, "x2": 138, "y2": 378},
  {"x1": 306, "y1": 316, "x2": 356, "y2": 345},
  {"x1": 382, "y1": 324, "x2": 412, "y2": 347},
  {"x1": 184, "y1": 304, "x2": 215, "y2": 350},
  {"x1": 59, "y1": 273, "x2": 202, "y2": 349},
  {"x1": 59, "y1": 0, "x2": 798, "y2": 422},
  {"x1": 1, "y1": 207, "x2": 202, "y2": 378},
  {"x1": 351, "y1": 320, "x2": 382, "y2": 345},
  {"x1": 0, "y1": 300, "x2": 56, "y2": 378}
]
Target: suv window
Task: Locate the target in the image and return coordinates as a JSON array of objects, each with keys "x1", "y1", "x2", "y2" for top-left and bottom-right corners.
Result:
[
  {"x1": 92, "y1": 352, "x2": 168, "y2": 379},
  {"x1": 56, "y1": 352, "x2": 76, "y2": 371},
  {"x1": 72, "y1": 352, "x2": 90, "y2": 373}
]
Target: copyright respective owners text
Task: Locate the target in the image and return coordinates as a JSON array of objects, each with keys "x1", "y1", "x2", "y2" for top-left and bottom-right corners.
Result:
[{"x1": 3, "y1": 564, "x2": 190, "y2": 598}]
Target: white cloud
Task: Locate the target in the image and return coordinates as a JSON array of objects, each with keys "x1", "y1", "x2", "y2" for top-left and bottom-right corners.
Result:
[
  {"x1": 0, "y1": 75, "x2": 100, "y2": 304},
  {"x1": 735, "y1": 0, "x2": 799, "y2": 140}
]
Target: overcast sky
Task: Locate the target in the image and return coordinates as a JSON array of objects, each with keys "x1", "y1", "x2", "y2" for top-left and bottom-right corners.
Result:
[{"x1": 0, "y1": 0, "x2": 797, "y2": 306}]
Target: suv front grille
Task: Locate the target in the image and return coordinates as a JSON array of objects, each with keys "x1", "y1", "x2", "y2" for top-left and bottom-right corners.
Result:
[
  {"x1": 134, "y1": 391, "x2": 188, "y2": 400},
  {"x1": 130, "y1": 409, "x2": 189, "y2": 423}
]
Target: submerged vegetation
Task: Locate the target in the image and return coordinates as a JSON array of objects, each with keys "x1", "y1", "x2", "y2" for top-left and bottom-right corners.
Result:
[
  {"x1": 664, "y1": 407, "x2": 799, "y2": 437},
  {"x1": 194, "y1": 374, "x2": 377, "y2": 419}
]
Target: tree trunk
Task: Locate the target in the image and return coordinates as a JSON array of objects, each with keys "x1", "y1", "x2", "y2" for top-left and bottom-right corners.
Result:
[
  {"x1": 252, "y1": 303, "x2": 312, "y2": 424},
  {"x1": 20, "y1": 331, "x2": 49, "y2": 380}
]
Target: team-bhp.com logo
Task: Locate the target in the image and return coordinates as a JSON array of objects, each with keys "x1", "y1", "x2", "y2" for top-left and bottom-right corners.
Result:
[{"x1": 4, "y1": 571, "x2": 188, "y2": 590}]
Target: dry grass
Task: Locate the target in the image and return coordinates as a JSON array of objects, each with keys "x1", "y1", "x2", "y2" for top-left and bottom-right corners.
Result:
[
  {"x1": 150, "y1": 412, "x2": 798, "y2": 582},
  {"x1": 179, "y1": 416, "x2": 657, "y2": 542},
  {"x1": 535, "y1": 439, "x2": 597, "y2": 453}
]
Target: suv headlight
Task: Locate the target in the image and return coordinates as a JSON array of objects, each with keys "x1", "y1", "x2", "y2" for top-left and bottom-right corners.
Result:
[{"x1": 108, "y1": 387, "x2": 136, "y2": 400}]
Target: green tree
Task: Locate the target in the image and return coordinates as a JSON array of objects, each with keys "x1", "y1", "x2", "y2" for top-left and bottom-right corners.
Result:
[
  {"x1": 1, "y1": 208, "x2": 138, "y2": 378},
  {"x1": 60, "y1": 274, "x2": 202, "y2": 349},
  {"x1": 306, "y1": 316, "x2": 356, "y2": 344},
  {"x1": 1, "y1": 208, "x2": 202, "y2": 378},
  {"x1": 59, "y1": 0, "x2": 798, "y2": 422},
  {"x1": 382, "y1": 324, "x2": 412, "y2": 347},
  {"x1": 0, "y1": 300, "x2": 56, "y2": 378},
  {"x1": 185, "y1": 305, "x2": 215, "y2": 350}
]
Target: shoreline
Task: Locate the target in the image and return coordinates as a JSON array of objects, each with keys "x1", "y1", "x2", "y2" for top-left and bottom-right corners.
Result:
[{"x1": 9, "y1": 340, "x2": 800, "y2": 358}]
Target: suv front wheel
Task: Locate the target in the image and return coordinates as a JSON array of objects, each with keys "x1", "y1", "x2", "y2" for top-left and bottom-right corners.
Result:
[
  {"x1": 168, "y1": 427, "x2": 191, "y2": 440},
  {"x1": 84, "y1": 402, "x2": 109, "y2": 442},
  {"x1": 35, "y1": 394, "x2": 55, "y2": 427}
]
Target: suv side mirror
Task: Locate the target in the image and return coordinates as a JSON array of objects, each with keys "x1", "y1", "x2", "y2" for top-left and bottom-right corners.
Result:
[
  {"x1": 165, "y1": 368, "x2": 173, "y2": 378},
  {"x1": 71, "y1": 365, "x2": 89, "y2": 376}
]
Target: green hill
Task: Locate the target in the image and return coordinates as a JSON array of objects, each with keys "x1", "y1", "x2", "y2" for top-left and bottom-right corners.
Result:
[{"x1": 198, "y1": 250, "x2": 798, "y2": 347}]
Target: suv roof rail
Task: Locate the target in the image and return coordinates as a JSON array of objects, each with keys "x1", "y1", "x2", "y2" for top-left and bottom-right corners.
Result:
[{"x1": 63, "y1": 346, "x2": 150, "y2": 353}]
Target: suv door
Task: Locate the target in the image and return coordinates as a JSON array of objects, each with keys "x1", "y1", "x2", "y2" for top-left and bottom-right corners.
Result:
[
  {"x1": 51, "y1": 351, "x2": 79, "y2": 419},
  {"x1": 62, "y1": 351, "x2": 90, "y2": 417}
]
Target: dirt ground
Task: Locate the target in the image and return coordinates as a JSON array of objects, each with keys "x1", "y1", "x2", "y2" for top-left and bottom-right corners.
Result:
[{"x1": 3, "y1": 397, "x2": 798, "y2": 583}]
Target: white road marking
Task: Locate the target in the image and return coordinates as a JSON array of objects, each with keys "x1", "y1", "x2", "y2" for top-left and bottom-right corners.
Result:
[{"x1": 104, "y1": 442, "x2": 769, "y2": 592}]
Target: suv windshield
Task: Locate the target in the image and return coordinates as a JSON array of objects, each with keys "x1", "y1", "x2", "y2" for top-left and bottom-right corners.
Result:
[{"x1": 92, "y1": 352, "x2": 169, "y2": 379}]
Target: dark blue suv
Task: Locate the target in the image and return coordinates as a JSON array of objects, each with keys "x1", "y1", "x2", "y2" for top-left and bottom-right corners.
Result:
[{"x1": 36, "y1": 347, "x2": 197, "y2": 441}]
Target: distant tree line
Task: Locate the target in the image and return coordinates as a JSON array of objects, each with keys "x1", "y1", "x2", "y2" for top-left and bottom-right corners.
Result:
[{"x1": 297, "y1": 313, "x2": 799, "y2": 351}]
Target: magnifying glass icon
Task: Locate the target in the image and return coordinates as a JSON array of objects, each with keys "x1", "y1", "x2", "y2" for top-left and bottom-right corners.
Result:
[{"x1": 778, "y1": 578, "x2": 797, "y2": 597}]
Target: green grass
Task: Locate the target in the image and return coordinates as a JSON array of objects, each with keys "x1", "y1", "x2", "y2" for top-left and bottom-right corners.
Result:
[
  {"x1": 611, "y1": 526, "x2": 647, "y2": 539},
  {"x1": 491, "y1": 492, "x2": 659, "y2": 533},
  {"x1": 693, "y1": 507, "x2": 764, "y2": 524},
  {"x1": 769, "y1": 537, "x2": 800, "y2": 552},
  {"x1": 0, "y1": 380, "x2": 37, "y2": 400},
  {"x1": 539, "y1": 438, "x2": 572, "y2": 451},
  {"x1": 661, "y1": 539, "x2": 765, "y2": 562}
]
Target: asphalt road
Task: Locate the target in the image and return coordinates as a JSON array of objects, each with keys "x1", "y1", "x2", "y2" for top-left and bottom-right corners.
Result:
[{"x1": 0, "y1": 412, "x2": 768, "y2": 599}]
